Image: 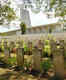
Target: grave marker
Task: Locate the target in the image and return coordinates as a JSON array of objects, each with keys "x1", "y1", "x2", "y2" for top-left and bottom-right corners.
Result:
[
  {"x1": 51, "y1": 41, "x2": 64, "y2": 79},
  {"x1": 4, "y1": 41, "x2": 10, "y2": 61},
  {"x1": 32, "y1": 46, "x2": 41, "y2": 71},
  {"x1": 16, "y1": 42, "x2": 24, "y2": 67}
]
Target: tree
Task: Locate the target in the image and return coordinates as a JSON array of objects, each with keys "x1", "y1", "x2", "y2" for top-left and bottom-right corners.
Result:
[
  {"x1": 20, "y1": 22, "x2": 26, "y2": 34},
  {"x1": 50, "y1": 0, "x2": 66, "y2": 19},
  {"x1": 0, "y1": 0, "x2": 16, "y2": 25},
  {"x1": 30, "y1": 0, "x2": 66, "y2": 20},
  {"x1": 50, "y1": 0, "x2": 66, "y2": 30}
]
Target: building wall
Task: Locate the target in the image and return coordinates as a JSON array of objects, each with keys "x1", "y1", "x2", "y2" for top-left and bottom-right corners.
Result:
[
  {"x1": 26, "y1": 24, "x2": 63, "y2": 34},
  {"x1": 20, "y1": 8, "x2": 31, "y2": 27},
  {"x1": 2, "y1": 23, "x2": 63, "y2": 36}
]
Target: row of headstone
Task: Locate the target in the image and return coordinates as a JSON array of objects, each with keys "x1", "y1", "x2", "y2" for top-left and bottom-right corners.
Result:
[{"x1": 2, "y1": 39, "x2": 66, "y2": 79}]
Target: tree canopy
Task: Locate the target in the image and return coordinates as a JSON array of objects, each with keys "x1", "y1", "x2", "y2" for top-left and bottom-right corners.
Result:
[
  {"x1": 50, "y1": 0, "x2": 66, "y2": 16},
  {"x1": 0, "y1": 0, "x2": 16, "y2": 25},
  {"x1": 31, "y1": 0, "x2": 66, "y2": 16},
  {"x1": 32, "y1": 0, "x2": 66, "y2": 21}
]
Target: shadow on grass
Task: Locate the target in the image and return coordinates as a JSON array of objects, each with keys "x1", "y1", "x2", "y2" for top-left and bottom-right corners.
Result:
[{"x1": 0, "y1": 71, "x2": 19, "y2": 80}]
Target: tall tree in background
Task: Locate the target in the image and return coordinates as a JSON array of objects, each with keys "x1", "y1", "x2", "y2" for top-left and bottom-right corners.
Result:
[
  {"x1": 0, "y1": 0, "x2": 16, "y2": 25},
  {"x1": 50, "y1": 0, "x2": 66, "y2": 21},
  {"x1": 32, "y1": 0, "x2": 66, "y2": 20}
]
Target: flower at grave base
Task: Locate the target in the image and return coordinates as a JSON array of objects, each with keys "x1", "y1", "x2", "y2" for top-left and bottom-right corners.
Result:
[
  {"x1": 44, "y1": 58, "x2": 49, "y2": 61},
  {"x1": 57, "y1": 46, "x2": 60, "y2": 49},
  {"x1": 24, "y1": 66, "x2": 27, "y2": 71},
  {"x1": 29, "y1": 66, "x2": 32, "y2": 72},
  {"x1": 13, "y1": 48, "x2": 16, "y2": 53}
]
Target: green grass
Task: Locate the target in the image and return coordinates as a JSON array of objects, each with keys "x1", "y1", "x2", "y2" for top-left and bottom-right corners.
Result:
[{"x1": 7, "y1": 57, "x2": 16, "y2": 65}]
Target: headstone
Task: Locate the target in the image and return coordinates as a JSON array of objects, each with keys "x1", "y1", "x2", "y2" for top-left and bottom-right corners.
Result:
[
  {"x1": 64, "y1": 40, "x2": 66, "y2": 49},
  {"x1": 32, "y1": 46, "x2": 41, "y2": 71},
  {"x1": 0, "y1": 41, "x2": 2, "y2": 55},
  {"x1": 16, "y1": 43, "x2": 24, "y2": 67},
  {"x1": 37, "y1": 40, "x2": 44, "y2": 57},
  {"x1": 28, "y1": 41, "x2": 33, "y2": 55},
  {"x1": 50, "y1": 40, "x2": 56, "y2": 58},
  {"x1": 51, "y1": 41, "x2": 64, "y2": 79},
  {"x1": 4, "y1": 41, "x2": 10, "y2": 60},
  {"x1": 64, "y1": 40, "x2": 66, "y2": 57},
  {"x1": 10, "y1": 41, "x2": 15, "y2": 53}
]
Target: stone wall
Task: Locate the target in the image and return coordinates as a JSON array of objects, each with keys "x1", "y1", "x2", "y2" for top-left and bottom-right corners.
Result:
[{"x1": 0, "y1": 32, "x2": 66, "y2": 42}]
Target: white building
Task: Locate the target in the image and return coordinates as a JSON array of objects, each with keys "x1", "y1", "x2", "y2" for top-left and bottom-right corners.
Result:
[
  {"x1": 0, "y1": 1, "x2": 65, "y2": 36},
  {"x1": 19, "y1": 7, "x2": 63, "y2": 34},
  {"x1": 0, "y1": 8, "x2": 63, "y2": 36},
  {"x1": 20, "y1": 9, "x2": 31, "y2": 27}
]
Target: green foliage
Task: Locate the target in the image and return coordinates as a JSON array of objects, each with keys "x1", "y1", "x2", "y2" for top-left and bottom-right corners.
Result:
[
  {"x1": 43, "y1": 40, "x2": 51, "y2": 57},
  {"x1": 50, "y1": 0, "x2": 62, "y2": 7},
  {"x1": 20, "y1": 22, "x2": 27, "y2": 34},
  {"x1": 44, "y1": 45, "x2": 51, "y2": 57},
  {"x1": 59, "y1": 0, "x2": 62, "y2": 5},
  {"x1": 23, "y1": 60, "x2": 32, "y2": 71},
  {"x1": 24, "y1": 61, "x2": 31, "y2": 69},
  {"x1": 50, "y1": 0, "x2": 56, "y2": 8},
  {"x1": 0, "y1": 1, "x2": 16, "y2": 25},
  {"x1": 0, "y1": 33, "x2": 7, "y2": 36},
  {"x1": 40, "y1": 59, "x2": 52, "y2": 73},
  {"x1": 50, "y1": 0, "x2": 66, "y2": 18},
  {"x1": 45, "y1": 40, "x2": 50, "y2": 45},
  {"x1": 7, "y1": 57, "x2": 16, "y2": 65}
]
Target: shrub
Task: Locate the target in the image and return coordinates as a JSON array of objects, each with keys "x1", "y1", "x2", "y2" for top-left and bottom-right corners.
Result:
[
  {"x1": 20, "y1": 22, "x2": 26, "y2": 34},
  {"x1": 44, "y1": 45, "x2": 51, "y2": 56},
  {"x1": 7, "y1": 57, "x2": 16, "y2": 65},
  {"x1": 40, "y1": 59, "x2": 52, "y2": 73},
  {"x1": 43, "y1": 40, "x2": 51, "y2": 57}
]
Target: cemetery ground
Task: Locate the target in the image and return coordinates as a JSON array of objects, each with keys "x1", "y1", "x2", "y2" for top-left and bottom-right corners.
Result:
[
  {"x1": 0, "y1": 38, "x2": 66, "y2": 80},
  {"x1": 0, "y1": 53, "x2": 66, "y2": 80},
  {"x1": 0, "y1": 53, "x2": 49, "y2": 80}
]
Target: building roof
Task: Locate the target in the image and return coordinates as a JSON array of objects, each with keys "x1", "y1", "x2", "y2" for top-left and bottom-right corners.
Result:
[
  {"x1": 0, "y1": 22, "x2": 20, "y2": 33},
  {"x1": 28, "y1": 9, "x2": 59, "y2": 27},
  {"x1": 0, "y1": 9, "x2": 60, "y2": 33}
]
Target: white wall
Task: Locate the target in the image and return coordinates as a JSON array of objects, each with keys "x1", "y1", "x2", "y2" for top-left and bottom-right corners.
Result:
[{"x1": 20, "y1": 8, "x2": 31, "y2": 27}]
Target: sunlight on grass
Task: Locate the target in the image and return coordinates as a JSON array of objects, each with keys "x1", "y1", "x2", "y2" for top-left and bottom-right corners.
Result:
[
  {"x1": 7, "y1": 57, "x2": 16, "y2": 65},
  {"x1": 0, "y1": 53, "x2": 5, "y2": 57},
  {"x1": 11, "y1": 53, "x2": 16, "y2": 58}
]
